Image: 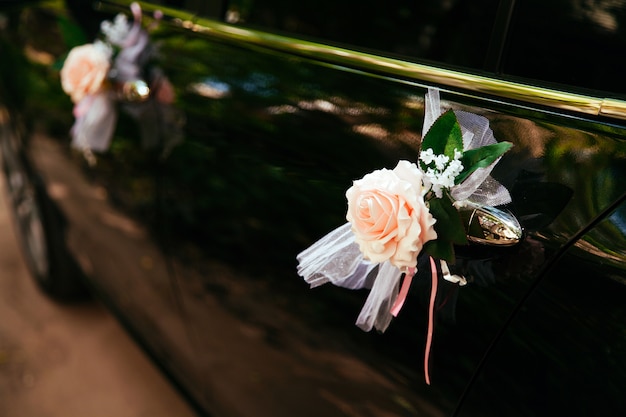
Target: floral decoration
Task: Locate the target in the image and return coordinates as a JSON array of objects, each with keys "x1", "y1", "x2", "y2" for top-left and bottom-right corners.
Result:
[
  {"x1": 297, "y1": 88, "x2": 516, "y2": 384},
  {"x1": 61, "y1": 42, "x2": 111, "y2": 103},
  {"x1": 60, "y1": 2, "x2": 181, "y2": 160},
  {"x1": 346, "y1": 160, "x2": 438, "y2": 271}
]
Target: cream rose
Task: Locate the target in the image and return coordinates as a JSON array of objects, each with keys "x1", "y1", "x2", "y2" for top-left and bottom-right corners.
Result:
[
  {"x1": 60, "y1": 43, "x2": 111, "y2": 103},
  {"x1": 346, "y1": 160, "x2": 437, "y2": 271}
]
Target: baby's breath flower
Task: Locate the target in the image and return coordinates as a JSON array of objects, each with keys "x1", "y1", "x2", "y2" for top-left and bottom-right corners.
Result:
[
  {"x1": 419, "y1": 147, "x2": 464, "y2": 198},
  {"x1": 93, "y1": 40, "x2": 113, "y2": 59},
  {"x1": 420, "y1": 148, "x2": 435, "y2": 165},
  {"x1": 434, "y1": 154, "x2": 449, "y2": 170},
  {"x1": 101, "y1": 13, "x2": 131, "y2": 46}
]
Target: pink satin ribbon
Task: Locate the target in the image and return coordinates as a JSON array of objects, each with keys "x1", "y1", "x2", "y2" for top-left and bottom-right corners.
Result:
[
  {"x1": 390, "y1": 267, "x2": 415, "y2": 317},
  {"x1": 425, "y1": 256, "x2": 438, "y2": 385},
  {"x1": 389, "y1": 258, "x2": 438, "y2": 385}
]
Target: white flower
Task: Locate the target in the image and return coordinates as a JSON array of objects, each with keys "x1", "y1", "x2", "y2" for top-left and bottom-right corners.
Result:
[
  {"x1": 434, "y1": 154, "x2": 449, "y2": 170},
  {"x1": 442, "y1": 159, "x2": 463, "y2": 187},
  {"x1": 93, "y1": 40, "x2": 113, "y2": 58},
  {"x1": 448, "y1": 158, "x2": 463, "y2": 173},
  {"x1": 419, "y1": 148, "x2": 464, "y2": 198},
  {"x1": 100, "y1": 13, "x2": 131, "y2": 46},
  {"x1": 420, "y1": 148, "x2": 435, "y2": 165}
]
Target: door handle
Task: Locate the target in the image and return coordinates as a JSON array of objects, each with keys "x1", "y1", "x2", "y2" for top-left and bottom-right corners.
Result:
[{"x1": 457, "y1": 201, "x2": 523, "y2": 246}]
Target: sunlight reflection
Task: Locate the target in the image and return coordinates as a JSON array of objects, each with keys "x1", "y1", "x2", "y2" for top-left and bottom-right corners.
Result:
[
  {"x1": 188, "y1": 79, "x2": 231, "y2": 99},
  {"x1": 353, "y1": 124, "x2": 389, "y2": 140},
  {"x1": 574, "y1": 0, "x2": 623, "y2": 31}
]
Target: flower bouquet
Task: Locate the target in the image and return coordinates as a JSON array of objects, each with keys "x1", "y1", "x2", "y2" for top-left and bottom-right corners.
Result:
[
  {"x1": 297, "y1": 88, "x2": 520, "y2": 383},
  {"x1": 60, "y1": 2, "x2": 180, "y2": 159}
]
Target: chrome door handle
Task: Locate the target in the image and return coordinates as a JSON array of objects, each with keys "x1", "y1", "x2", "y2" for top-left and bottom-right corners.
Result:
[
  {"x1": 457, "y1": 201, "x2": 523, "y2": 246},
  {"x1": 115, "y1": 79, "x2": 150, "y2": 102}
]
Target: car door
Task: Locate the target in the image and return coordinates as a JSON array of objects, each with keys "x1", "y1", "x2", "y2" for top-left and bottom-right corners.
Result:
[
  {"x1": 7, "y1": 0, "x2": 625, "y2": 416},
  {"x1": 456, "y1": 198, "x2": 626, "y2": 417},
  {"x1": 90, "y1": 0, "x2": 626, "y2": 416},
  {"x1": 454, "y1": 1, "x2": 626, "y2": 414}
]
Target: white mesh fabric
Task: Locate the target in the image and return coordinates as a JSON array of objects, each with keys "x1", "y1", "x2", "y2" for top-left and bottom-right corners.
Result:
[
  {"x1": 71, "y1": 92, "x2": 117, "y2": 152},
  {"x1": 451, "y1": 110, "x2": 511, "y2": 206},
  {"x1": 296, "y1": 223, "x2": 378, "y2": 289},
  {"x1": 421, "y1": 90, "x2": 511, "y2": 206},
  {"x1": 355, "y1": 261, "x2": 403, "y2": 332}
]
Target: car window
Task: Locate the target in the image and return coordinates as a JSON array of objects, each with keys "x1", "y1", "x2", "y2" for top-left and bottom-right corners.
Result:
[
  {"x1": 502, "y1": 0, "x2": 626, "y2": 96},
  {"x1": 223, "y1": 0, "x2": 501, "y2": 70}
]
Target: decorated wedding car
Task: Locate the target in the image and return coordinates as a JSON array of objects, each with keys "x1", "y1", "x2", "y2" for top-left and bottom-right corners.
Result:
[{"x1": 2, "y1": 0, "x2": 626, "y2": 416}]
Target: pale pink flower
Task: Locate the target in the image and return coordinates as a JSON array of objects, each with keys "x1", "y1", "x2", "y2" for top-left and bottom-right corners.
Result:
[
  {"x1": 346, "y1": 160, "x2": 437, "y2": 271},
  {"x1": 60, "y1": 43, "x2": 111, "y2": 103}
]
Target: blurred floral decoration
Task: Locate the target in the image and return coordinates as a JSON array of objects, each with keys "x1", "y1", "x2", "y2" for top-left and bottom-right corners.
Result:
[
  {"x1": 297, "y1": 89, "x2": 521, "y2": 384},
  {"x1": 60, "y1": 2, "x2": 182, "y2": 162}
]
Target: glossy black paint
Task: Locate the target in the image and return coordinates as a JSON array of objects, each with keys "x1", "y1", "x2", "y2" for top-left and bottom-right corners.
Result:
[
  {"x1": 2, "y1": 1, "x2": 626, "y2": 416},
  {"x1": 458, "y1": 200, "x2": 626, "y2": 416}
]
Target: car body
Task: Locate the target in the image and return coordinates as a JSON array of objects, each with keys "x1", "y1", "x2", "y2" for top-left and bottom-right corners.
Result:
[{"x1": 2, "y1": 1, "x2": 626, "y2": 416}]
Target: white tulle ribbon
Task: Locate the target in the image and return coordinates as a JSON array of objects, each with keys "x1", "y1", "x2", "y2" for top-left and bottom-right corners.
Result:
[
  {"x1": 441, "y1": 259, "x2": 467, "y2": 286},
  {"x1": 355, "y1": 262, "x2": 402, "y2": 332},
  {"x1": 297, "y1": 223, "x2": 405, "y2": 332},
  {"x1": 297, "y1": 223, "x2": 376, "y2": 289},
  {"x1": 71, "y1": 92, "x2": 118, "y2": 153}
]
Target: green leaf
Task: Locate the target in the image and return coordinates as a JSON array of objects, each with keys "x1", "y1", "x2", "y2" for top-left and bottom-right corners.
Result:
[
  {"x1": 429, "y1": 194, "x2": 468, "y2": 245},
  {"x1": 424, "y1": 193, "x2": 467, "y2": 262},
  {"x1": 421, "y1": 109, "x2": 463, "y2": 160},
  {"x1": 424, "y1": 238, "x2": 455, "y2": 263},
  {"x1": 456, "y1": 141, "x2": 513, "y2": 184}
]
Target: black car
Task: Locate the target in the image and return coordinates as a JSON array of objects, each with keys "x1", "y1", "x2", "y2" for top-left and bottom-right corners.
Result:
[{"x1": 2, "y1": 1, "x2": 626, "y2": 416}]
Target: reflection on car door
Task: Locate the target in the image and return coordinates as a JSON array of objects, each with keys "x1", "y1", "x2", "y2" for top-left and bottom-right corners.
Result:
[{"x1": 9, "y1": 2, "x2": 202, "y2": 397}]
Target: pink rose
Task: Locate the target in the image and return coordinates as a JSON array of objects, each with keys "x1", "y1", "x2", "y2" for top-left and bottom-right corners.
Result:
[
  {"x1": 60, "y1": 43, "x2": 111, "y2": 103},
  {"x1": 346, "y1": 160, "x2": 437, "y2": 271}
]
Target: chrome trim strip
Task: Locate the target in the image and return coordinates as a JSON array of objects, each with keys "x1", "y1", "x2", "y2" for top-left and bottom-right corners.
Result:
[
  {"x1": 600, "y1": 99, "x2": 626, "y2": 119},
  {"x1": 99, "y1": 1, "x2": 626, "y2": 122}
]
